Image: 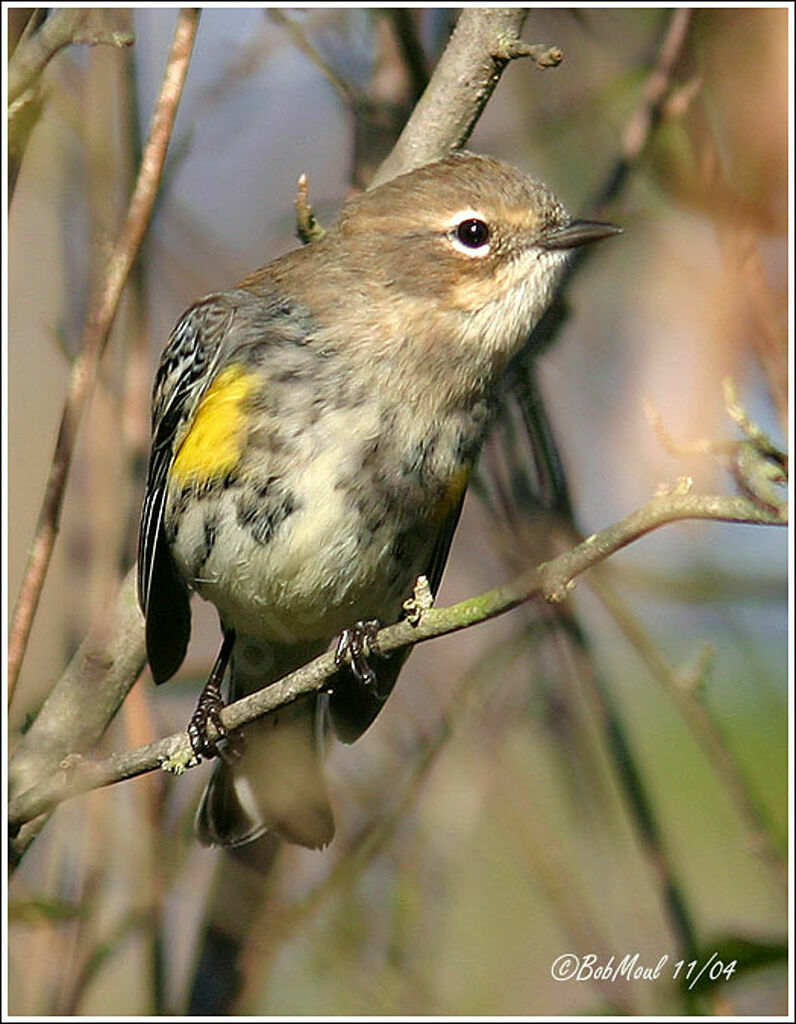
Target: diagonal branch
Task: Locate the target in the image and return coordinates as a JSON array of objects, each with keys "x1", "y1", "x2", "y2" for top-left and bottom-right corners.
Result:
[
  {"x1": 7, "y1": 9, "x2": 200, "y2": 701},
  {"x1": 592, "y1": 7, "x2": 693, "y2": 211},
  {"x1": 371, "y1": 8, "x2": 562, "y2": 187},
  {"x1": 267, "y1": 8, "x2": 362, "y2": 111},
  {"x1": 8, "y1": 488, "x2": 785, "y2": 848},
  {"x1": 8, "y1": 8, "x2": 134, "y2": 110}
]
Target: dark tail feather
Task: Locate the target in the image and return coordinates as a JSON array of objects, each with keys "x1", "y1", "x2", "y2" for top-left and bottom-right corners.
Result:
[{"x1": 329, "y1": 649, "x2": 407, "y2": 744}]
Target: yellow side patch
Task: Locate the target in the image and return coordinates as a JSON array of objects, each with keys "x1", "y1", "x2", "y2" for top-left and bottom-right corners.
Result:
[
  {"x1": 171, "y1": 365, "x2": 257, "y2": 485},
  {"x1": 431, "y1": 466, "x2": 470, "y2": 524}
]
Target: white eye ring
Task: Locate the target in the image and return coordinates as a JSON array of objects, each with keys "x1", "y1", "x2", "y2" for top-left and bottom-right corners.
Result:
[{"x1": 446, "y1": 210, "x2": 492, "y2": 257}]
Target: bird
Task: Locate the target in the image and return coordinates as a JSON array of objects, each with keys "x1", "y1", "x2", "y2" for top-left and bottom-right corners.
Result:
[{"x1": 137, "y1": 150, "x2": 620, "y2": 850}]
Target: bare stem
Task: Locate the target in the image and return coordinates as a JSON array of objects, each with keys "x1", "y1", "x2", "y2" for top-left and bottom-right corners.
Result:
[
  {"x1": 592, "y1": 8, "x2": 693, "y2": 212},
  {"x1": 589, "y1": 570, "x2": 787, "y2": 891},
  {"x1": 294, "y1": 173, "x2": 326, "y2": 244},
  {"x1": 268, "y1": 8, "x2": 361, "y2": 110}
]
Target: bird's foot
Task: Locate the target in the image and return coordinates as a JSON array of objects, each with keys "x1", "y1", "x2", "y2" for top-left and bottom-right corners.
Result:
[
  {"x1": 188, "y1": 679, "x2": 226, "y2": 760},
  {"x1": 335, "y1": 619, "x2": 383, "y2": 694},
  {"x1": 188, "y1": 632, "x2": 243, "y2": 762}
]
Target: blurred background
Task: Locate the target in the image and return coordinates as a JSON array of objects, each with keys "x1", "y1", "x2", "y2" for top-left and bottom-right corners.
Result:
[{"x1": 7, "y1": 7, "x2": 788, "y2": 1016}]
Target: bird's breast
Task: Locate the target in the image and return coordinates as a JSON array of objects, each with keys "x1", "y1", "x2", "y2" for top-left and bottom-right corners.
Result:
[{"x1": 166, "y1": 387, "x2": 486, "y2": 642}]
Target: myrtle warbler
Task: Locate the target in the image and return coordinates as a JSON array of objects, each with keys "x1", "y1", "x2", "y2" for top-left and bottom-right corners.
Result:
[{"x1": 137, "y1": 151, "x2": 619, "y2": 849}]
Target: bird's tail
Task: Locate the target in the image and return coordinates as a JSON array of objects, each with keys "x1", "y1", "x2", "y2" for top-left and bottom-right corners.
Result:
[{"x1": 195, "y1": 639, "x2": 335, "y2": 849}]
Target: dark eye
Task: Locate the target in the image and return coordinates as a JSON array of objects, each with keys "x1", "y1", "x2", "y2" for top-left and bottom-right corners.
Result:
[{"x1": 455, "y1": 218, "x2": 490, "y2": 249}]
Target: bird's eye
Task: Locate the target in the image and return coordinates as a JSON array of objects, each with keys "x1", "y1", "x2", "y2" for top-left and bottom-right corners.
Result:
[{"x1": 455, "y1": 218, "x2": 490, "y2": 249}]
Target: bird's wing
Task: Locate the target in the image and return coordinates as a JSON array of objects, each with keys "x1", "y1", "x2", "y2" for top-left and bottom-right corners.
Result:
[
  {"x1": 137, "y1": 297, "x2": 234, "y2": 683},
  {"x1": 329, "y1": 490, "x2": 467, "y2": 743}
]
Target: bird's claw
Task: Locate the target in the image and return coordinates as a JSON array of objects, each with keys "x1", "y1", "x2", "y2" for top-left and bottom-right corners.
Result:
[
  {"x1": 335, "y1": 619, "x2": 382, "y2": 692},
  {"x1": 188, "y1": 680, "x2": 243, "y2": 763}
]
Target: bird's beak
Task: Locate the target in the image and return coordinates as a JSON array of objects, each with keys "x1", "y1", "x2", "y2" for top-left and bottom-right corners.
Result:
[{"x1": 538, "y1": 219, "x2": 623, "y2": 250}]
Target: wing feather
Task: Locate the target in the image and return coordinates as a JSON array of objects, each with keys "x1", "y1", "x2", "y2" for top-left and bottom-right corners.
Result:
[
  {"x1": 137, "y1": 298, "x2": 234, "y2": 681},
  {"x1": 329, "y1": 491, "x2": 467, "y2": 743}
]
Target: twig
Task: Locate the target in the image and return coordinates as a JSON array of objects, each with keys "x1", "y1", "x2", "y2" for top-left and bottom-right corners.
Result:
[
  {"x1": 7, "y1": 9, "x2": 200, "y2": 702},
  {"x1": 518, "y1": 8, "x2": 694, "y2": 364},
  {"x1": 559, "y1": 613, "x2": 700, "y2": 969},
  {"x1": 492, "y1": 39, "x2": 563, "y2": 67},
  {"x1": 587, "y1": 569, "x2": 788, "y2": 891},
  {"x1": 8, "y1": 566, "x2": 146, "y2": 859},
  {"x1": 385, "y1": 9, "x2": 430, "y2": 103},
  {"x1": 268, "y1": 8, "x2": 362, "y2": 110},
  {"x1": 371, "y1": 9, "x2": 561, "y2": 187},
  {"x1": 645, "y1": 381, "x2": 787, "y2": 518},
  {"x1": 8, "y1": 488, "x2": 785, "y2": 840},
  {"x1": 8, "y1": 9, "x2": 134, "y2": 203},
  {"x1": 592, "y1": 7, "x2": 693, "y2": 211},
  {"x1": 8, "y1": 8, "x2": 134, "y2": 111},
  {"x1": 644, "y1": 400, "x2": 721, "y2": 459},
  {"x1": 294, "y1": 173, "x2": 326, "y2": 244}
]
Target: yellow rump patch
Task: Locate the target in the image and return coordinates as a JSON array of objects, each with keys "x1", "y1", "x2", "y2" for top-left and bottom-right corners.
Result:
[{"x1": 171, "y1": 365, "x2": 257, "y2": 485}]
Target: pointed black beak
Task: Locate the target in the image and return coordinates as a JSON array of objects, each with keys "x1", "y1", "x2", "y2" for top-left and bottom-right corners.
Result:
[{"x1": 538, "y1": 219, "x2": 623, "y2": 251}]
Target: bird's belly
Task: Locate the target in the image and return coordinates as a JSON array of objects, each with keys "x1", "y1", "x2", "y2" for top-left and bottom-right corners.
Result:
[
  {"x1": 172, "y1": 472, "x2": 423, "y2": 643},
  {"x1": 167, "y1": 397, "x2": 478, "y2": 643}
]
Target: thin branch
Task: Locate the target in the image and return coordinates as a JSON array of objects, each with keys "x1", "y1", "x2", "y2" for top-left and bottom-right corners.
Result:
[
  {"x1": 8, "y1": 489, "x2": 785, "y2": 841},
  {"x1": 592, "y1": 7, "x2": 693, "y2": 211},
  {"x1": 8, "y1": 566, "x2": 146, "y2": 814},
  {"x1": 7, "y1": 9, "x2": 200, "y2": 702},
  {"x1": 645, "y1": 380, "x2": 787, "y2": 519},
  {"x1": 8, "y1": 9, "x2": 135, "y2": 201},
  {"x1": 294, "y1": 173, "x2": 326, "y2": 244},
  {"x1": 513, "y1": 8, "x2": 695, "y2": 374},
  {"x1": 268, "y1": 8, "x2": 362, "y2": 110},
  {"x1": 587, "y1": 569, "x2": 788, "y2": 891},
  {"x1": 8, "y1": 8, "x2": 134, "y2": 110},
  {"x1": 371, "y1": 9, "x2": 561, "y2": 187},
  {"x1": 385, "y1": 9, "x2": 430, "y2": 103},
  {"x1": 491, "y1": 39, "x2": 564, "y2": 66}
]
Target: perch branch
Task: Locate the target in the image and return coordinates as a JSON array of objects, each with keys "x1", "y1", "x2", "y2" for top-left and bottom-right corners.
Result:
[{"x1": 8, "y1": 488, "x2": 785, "y2": 843}]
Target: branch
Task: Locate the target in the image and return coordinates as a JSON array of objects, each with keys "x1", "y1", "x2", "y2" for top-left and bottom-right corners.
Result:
[
  {"x1": 294, "y1": 173, "x2": 326, "y2": 244},
  {"x1": 268, "y1": 8, "x2": 362, "y2": 111},
  {"x1": 587, "y1": 570, "x2": 787, "y2": 890},
  {"x1": 385, "y1": 9, "x2": 430, "y2": 103},
  {"x1": 371, "y1": 9, "x2": 562, "y2": 186},
  {"x1": 8, "y1": 8, "x2": 134, "y2": 111},
  {"x1": 8, "y1": 489, "x2": 785, "y2": 843},
  {"x1": 8, "y1": 9, "x2": 135, "y2": 200},
  {"x1": 9, "y1": 567, "x2": 146, "y2": 804},
  {"x1": 592, "y1": 7, "x2": 693, "y2": 211},
  {"x1": 7, "y1": 9, "x2": 200, "y2": 701}
]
